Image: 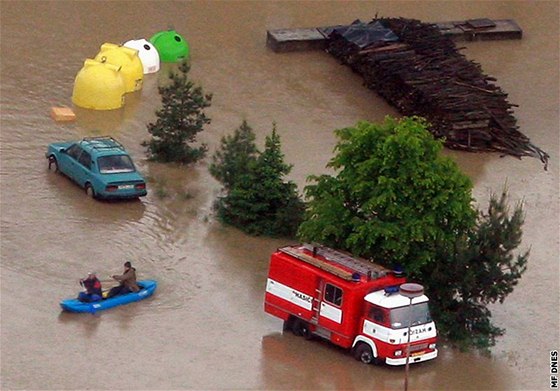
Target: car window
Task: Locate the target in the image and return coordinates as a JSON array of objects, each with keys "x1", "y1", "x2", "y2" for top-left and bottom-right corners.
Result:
[
  {"x1": 97, "y1": 155, "x2": 135, "y2": 174},
  {"x1": 78, "y1": 151, "x2": 92, "y2": 170},
  {"x1": 66, "y1": 144, "x2": 82, "y2": 160}
]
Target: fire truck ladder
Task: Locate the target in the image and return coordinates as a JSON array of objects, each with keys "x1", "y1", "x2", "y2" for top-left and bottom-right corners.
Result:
[
  {"x1": 279, "y1": 244, "x2": 389, "y2": 281},
  {"x1": 279, "y1": 246, "x2": 354, "y2": 280},
  {"x1": 303, "y1": 243, "x2": 389, "y2": 279}
]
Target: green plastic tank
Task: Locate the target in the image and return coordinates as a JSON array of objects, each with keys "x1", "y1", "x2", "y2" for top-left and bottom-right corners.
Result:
[
  {"x1": 94, "y1": 43, "x2": 143, "y2": 92},
  {"x1": 72, "y1": 59, "x2": 126, "y2": 110},
  {"x1": 149, "y1": 30, "x2": 190, "y2": 62}
]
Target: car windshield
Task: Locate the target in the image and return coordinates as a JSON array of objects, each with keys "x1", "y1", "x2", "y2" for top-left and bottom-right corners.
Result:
[
  {"x1": 97, "y1": 155, "x2": 135, "y2": 174},
  {"x1": 389, "y1": 302, "x2": 432, "y2": 329}
]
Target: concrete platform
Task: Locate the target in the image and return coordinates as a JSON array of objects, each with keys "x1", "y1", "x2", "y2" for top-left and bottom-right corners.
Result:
[
  {"x1": 266, "y1": 28, "x2": 329, "y2": 52},
  {"x1": 267, "y1": 19, "x2": 522, "y2": 52},
  {"x1": 435, "y1": 19, "x2": 523, "y2": 41}
]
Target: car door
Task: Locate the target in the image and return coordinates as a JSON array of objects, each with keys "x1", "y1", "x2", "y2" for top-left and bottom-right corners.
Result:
[
  {"x1": 75, "y1": 150, "x2": 93, "y2": 187},
  {"x1": 58, "y1": 144, "x2": 82, "y2": 181}
]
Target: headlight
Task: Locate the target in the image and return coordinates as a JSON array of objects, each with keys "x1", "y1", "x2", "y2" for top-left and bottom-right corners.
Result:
[
  {"x1": 394, "y1": 350, "x2": 402, "y2": 356},
  {"x1": 429, "y1": 343, "x2": 436, "y2": 349}
]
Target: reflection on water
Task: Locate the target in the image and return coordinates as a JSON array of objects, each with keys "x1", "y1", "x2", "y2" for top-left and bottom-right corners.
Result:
[
  {"x1": 57, "y1": 311, "x2": 102, "y2": 338},
  {"x1": 260, "y1": 332, "x2": 515, "y2": 390},
  {"x1": 44, "y1": 170, "x2": 147, "y2": 222}
]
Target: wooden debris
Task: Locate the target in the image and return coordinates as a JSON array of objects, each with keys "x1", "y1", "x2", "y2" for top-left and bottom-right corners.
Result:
[
  {"x1": 51, "y1": 107, "x2": 76, "y2": 122},
  {"x1": 326, "y1": 17, "x2": 548, "y2": 169}
]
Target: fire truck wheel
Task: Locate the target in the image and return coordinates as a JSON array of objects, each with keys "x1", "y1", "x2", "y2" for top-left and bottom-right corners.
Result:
[
  {"x1": 354, "y1": 343, "x2": 375, "y2": 364},
  {"x1": 283, "y1": 318, "x2": 293, "y2": 332},
  {"x1": 292, "y1": 319, "x2": 312, "y2": 339}
]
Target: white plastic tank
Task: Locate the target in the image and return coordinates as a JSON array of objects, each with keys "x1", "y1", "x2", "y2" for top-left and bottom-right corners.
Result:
[{"x1": 123, "y1": 39, "x2": 160, "y2": 74}]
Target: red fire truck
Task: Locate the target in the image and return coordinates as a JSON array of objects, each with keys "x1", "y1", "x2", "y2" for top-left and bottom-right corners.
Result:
[{"x1": 264, "y1": 243, "x2": 437, "y2": 365}]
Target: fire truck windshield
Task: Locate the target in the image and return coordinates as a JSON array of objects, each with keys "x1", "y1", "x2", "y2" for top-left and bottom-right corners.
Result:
[{"x1": 389, "y1": 302, "x2": 432, "y2": 329}]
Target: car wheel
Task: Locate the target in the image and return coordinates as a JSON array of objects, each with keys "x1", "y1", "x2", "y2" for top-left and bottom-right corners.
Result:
[
  {"x1": 85, "y1": 184, "x2": 96, "y2": 199},
  {"x1": 354, "y1": 343, "x2": 374, "y2": 364},
  {"x1": 48, "y1": 156, "x2": 59, "y2": 172}
]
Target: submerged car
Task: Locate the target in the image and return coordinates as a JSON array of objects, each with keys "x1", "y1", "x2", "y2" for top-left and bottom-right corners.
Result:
[{"x1": 46, "y1": 136, "x2": 147, "y2": 199}]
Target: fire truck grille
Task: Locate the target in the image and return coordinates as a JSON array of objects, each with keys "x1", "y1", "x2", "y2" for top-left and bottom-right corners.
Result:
[{"x1": 410, "y1": 343, "x2": 429, "y2": 352}]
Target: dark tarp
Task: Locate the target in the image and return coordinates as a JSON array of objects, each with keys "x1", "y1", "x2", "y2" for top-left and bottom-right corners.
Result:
[{"x1": 326, "y1": 20, "x2": 399, "y2": 48}]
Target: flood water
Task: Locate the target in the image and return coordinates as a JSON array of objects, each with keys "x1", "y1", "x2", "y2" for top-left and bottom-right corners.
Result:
[{"x1": 1, "y1": 1, "x2": 558, "y2": 390}]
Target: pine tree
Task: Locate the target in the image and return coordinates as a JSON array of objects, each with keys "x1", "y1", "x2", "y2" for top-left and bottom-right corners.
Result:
[
  {"x1": 143, "y1": 61, "x2": 212, "y2": 163},
  {"x1": 425, "y1": 189, "x2": 528, "y2": 348},
  {"x1": 209, "y1": 120, "x2": 258, "y2": 191},
  {"x1": 211, "y1": 123, "x2": 305, "y2": 237}
]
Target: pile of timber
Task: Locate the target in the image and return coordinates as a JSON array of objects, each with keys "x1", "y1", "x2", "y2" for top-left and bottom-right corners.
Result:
[{"x1": 326, "y1": 18, "x2": 549, "y2": 169}]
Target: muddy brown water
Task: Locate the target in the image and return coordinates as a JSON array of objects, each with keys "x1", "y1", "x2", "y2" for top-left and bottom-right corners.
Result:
[{"x1": 1, "y1": 1, "x2": 558, "y2": 390}]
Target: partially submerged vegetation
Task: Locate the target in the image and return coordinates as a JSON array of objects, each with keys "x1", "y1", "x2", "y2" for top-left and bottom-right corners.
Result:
[
  {"x1": 145, "y1": 59, "x2": 529, "y2": 349},
  {"x1": 143, "y1": 61, "x2": 212, "y2": 164},
  {"x1": 210, "y1": 121, "x2": 305, "y2": 237},
  {"x1": 298, "y1": 116, "x2": 528, "y2": 349}
]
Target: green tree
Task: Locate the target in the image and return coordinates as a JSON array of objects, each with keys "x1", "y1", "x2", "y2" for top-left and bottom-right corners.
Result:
[
  {"x1": 298, "y1": 116, "x2": 528, "y2": 348},
  {"x1": 299, "y1": 116, "x2": 476, "y2": 272},
  {"x1": 211, "y1": 123, "x2": 305, "y2": 237},
  {"x1": 143, "y1": 61, "x2": 212, "y2": 163},
  {"x1": 425, "y1": 190, "x2": 529, "y2": 348},
  {"x1": 209, "y1": 120, "x2": 258, "y2": 191}
]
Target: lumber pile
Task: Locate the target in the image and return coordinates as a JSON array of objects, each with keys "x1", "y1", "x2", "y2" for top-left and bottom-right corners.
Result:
[{"x1": 326, "y1": 18, "x2": 549, "y2": 169}]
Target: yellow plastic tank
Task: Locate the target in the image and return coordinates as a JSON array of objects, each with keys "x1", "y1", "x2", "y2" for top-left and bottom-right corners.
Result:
[
  {"x1": 72, "y1": 59, "x2": 126, "y2": 110},
  {"x1": 94, "y1": 43, "x2": 143, "y2": 92}
]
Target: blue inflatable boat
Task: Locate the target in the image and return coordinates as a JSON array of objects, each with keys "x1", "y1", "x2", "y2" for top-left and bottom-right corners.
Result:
[{"x1": 60, "y1": 279, "x2": 157, "y2": 313}]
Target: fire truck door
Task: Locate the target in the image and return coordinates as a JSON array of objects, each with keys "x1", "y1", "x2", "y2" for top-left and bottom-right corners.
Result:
[{"x1": 318, "y1": 282, "x2": 344, "y2": 326}]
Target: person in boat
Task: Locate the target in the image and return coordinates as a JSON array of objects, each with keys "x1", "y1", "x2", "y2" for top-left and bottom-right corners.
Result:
[
  {"x1": 107, "y1": 261, "x2": 140, "y2": 298},
  {"x1": 78, "y1": 272, "x2": 102, "y2": 302}
]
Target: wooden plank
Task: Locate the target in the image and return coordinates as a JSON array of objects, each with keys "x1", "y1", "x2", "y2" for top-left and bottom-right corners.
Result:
[{"x1": 266, "y1": 19, "x2": 522, "y2": 52}]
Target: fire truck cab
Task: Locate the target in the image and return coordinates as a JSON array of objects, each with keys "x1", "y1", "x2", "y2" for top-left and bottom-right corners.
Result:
[{"x1": 264, "y1": 243, "x2": 437, "y2": 365}]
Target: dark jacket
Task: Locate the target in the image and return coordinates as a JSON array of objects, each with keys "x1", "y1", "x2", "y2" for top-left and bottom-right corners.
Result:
[
  {"x1": 82, "y1": 277, "x2": 102, "y2": 296},
  {"x1": 113, "y1": 267, "x2": 140, "y2": 292}
]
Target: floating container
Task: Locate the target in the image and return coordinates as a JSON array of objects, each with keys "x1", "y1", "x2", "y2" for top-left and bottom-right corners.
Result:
[
  {"x1": 50, "y1": 107, "x2": 76, "y2": 122},
  {"x1": 149, "y1": 30, "x2": 190, "y2": 62},
  {"x1": 123, "y1": 39, "x2": 160, "y2": 74},
  {"x1": 94, "y1": 43, "x2": 143, "y2": 92},
  {"x1": 72, "y1": 59, "x2": 126, "y2": 110}
]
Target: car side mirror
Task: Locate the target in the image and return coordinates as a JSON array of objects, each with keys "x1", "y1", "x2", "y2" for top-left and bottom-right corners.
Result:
[{"x1": 60, "y1": 148, "x2": 66, "y2": 154}]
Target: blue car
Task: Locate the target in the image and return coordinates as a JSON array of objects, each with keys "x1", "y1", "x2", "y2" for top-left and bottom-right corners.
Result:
[{"x1": 46, "y1": 136, "x2": 147, "y2": 200}]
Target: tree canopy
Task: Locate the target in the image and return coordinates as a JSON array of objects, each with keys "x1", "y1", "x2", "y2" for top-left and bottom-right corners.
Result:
[
  {"x1": 209, "y1": 120, "x2": 258, "y2": 191},
  {"x1": 210, "y1": 122, "x2": 304, "y2": 237},
  {"x1": 298, "y1": 116, "x2": 528, "y2": 348},
  {"x1": 143, "y1": 61, "x2": 212, "y2": 164},
  {"x1": 425, "y1": 189, "x2": 529, "y2": 348},
  {"x1": 299, "y1": 116, "x2": 476, "y2": 272}
]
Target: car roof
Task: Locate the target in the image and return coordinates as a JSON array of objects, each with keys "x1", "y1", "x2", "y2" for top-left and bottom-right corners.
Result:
[{"x1": 78, "y1": 137, "x2": 129, "y2": 157}]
